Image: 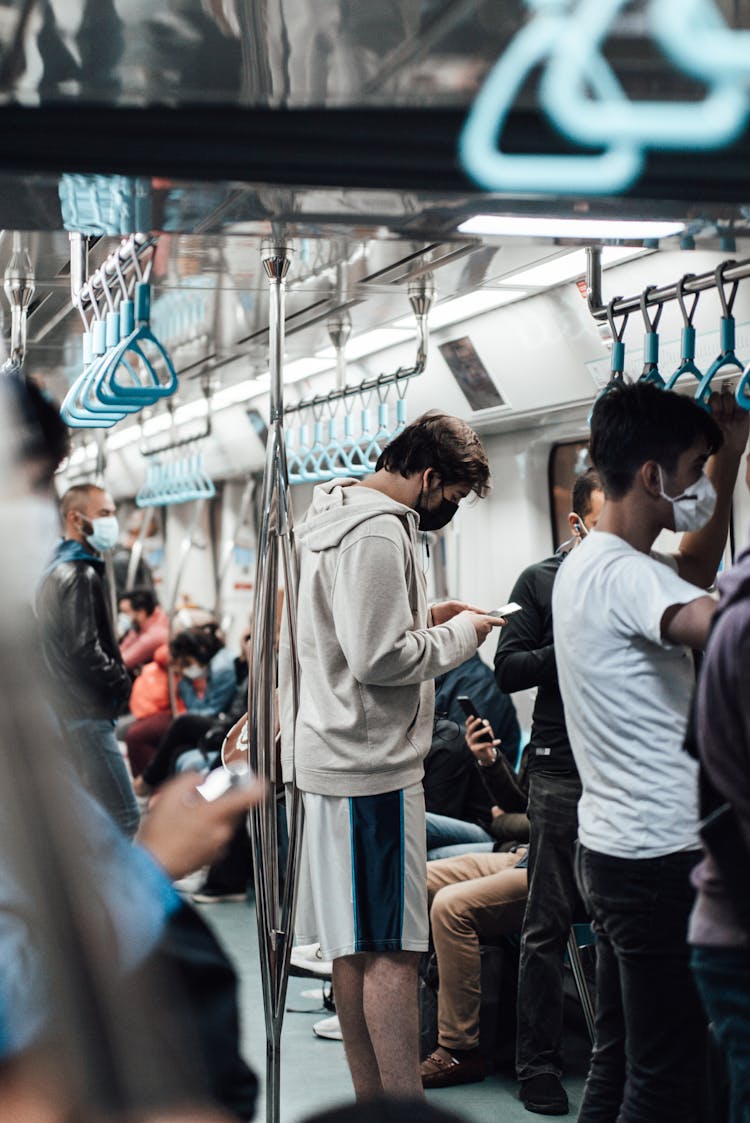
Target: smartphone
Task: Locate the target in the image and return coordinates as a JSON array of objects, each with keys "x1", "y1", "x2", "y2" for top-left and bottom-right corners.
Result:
[
  {"x1": 196, "y1": 766, "x2": 251, "y2": 802},
  {"x1": 457, "y1": 695, "x2": 482, "y2": 721},
  {"x1": 489, "y1": 602, "x2": 523, "y2": 619}
]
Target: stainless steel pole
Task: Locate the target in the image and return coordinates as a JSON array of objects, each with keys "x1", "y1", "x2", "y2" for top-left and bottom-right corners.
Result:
[{"x1": 249, "y1": 242, "x2": 302, "y2": 1123}]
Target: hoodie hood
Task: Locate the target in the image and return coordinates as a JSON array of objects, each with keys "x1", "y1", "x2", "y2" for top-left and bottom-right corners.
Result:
[{"x1": 296, "y1": 478, "x2": 419, "y2": 553}]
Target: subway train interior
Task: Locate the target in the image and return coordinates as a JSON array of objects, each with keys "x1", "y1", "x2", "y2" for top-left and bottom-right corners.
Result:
[{"x1": 4, "y1": 2, "x2": 750, "y2": 1122}]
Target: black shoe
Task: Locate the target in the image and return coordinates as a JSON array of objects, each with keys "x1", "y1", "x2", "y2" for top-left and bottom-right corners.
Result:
[{"x1": 519, "y1": 1074, "x2": 569, "y2": 1115}]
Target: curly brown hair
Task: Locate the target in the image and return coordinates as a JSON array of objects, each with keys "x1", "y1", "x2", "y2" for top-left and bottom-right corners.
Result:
[{"x1": 375, "y1": 410, "x2": 491, "y2": 497}]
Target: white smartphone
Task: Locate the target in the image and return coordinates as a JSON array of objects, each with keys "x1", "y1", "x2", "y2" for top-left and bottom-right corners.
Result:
[
  {"x1": 196, "y1": 766, "x2": 251, "y2": 802},
  {"x1": 489, "y1": 602, "x2": 523, "y2": 619}
]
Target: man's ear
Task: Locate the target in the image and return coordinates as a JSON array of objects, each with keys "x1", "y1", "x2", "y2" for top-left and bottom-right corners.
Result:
[
  {"x1": 641, "y1": 460, "x2": 663, "y2": 499},
  {"x1": 567, "y1": 512, "x2": 582, "y2": 538}
]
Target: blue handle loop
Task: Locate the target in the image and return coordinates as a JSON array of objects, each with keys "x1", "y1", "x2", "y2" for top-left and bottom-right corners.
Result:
[
  {"x1": 639, "y1": 286, "x2": 665, "y2": 387},
  {"x1": 60, "y1": 327, "x2": 127, "y2": 428},
  {"x1": 106, "y1": 280, "x2": 178, "y2": 403},
  {"x1": 458, "y1": 1, "x2": 642, "y2": 196},
  {"x1": 301, "y1": 415, "x2": 327, "y2": 481},
  {"x1": 542, "y1": 0, "x2": 750, "y2": 151},
  {"x1": 695, "y1": 261, "x2": 743, "y2": 410},
  {"x1": 335, "y1": 411, "x2": 359, "y2": 477},
  {"x1": 317, "y1": 400, "x2": 340, "y2": 480},
  {"x1": 364, "y1": 398, "x2": 391, "y2": 469},
  {"x1": 651, "y1": 0, "x2": 750, "y2": 85},
  {"x1": 347, "y1": 405, "x2": 372, "y2": 477},
  {"x1": 587, "y1": 297, "x2": 629, "y2": 426},
  {"x1": 665, "y1": 274, "x2": 702, "y2": 391}
]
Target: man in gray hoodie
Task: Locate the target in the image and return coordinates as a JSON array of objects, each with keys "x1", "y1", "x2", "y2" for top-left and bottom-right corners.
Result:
[{"x1": 280, "y1": 411, "x2": 502, "y2": 1099}]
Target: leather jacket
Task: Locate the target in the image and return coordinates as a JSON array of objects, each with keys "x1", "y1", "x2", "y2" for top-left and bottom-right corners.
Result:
[{"x1": 37, "y1": 540, "x2": 132, "y2": 721}]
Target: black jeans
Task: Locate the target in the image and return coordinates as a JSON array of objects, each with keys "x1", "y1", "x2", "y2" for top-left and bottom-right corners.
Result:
[
  {"x1": 516, "y1": 769, "x2": 582, "y2": 1080},
  {"x1": 576, "y1": 844, "x2": 706, "y2": 1123},
  {"x1": 142, "y1": 713, "x2": 217, "y2": 788}
]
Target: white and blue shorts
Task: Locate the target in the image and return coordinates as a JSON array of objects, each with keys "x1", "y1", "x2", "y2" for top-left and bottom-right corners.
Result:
[{"x1": 293, "y1": 781, "x2": 429, "y2": 961}]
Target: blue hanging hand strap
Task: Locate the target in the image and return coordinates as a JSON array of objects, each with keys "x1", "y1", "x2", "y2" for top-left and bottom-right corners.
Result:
[
  {"x1": 587, "y1": 297, "x2": 629, "y2": 425},
  {"x1": 638, "y1": 286, "x2": 665, "y2": 387},
  {"x1": 695, "y1": 261, "x2": 743, "y2": 410},
  {"x1": 665, "y1": 274, "x2": 702, "y2": 391}
]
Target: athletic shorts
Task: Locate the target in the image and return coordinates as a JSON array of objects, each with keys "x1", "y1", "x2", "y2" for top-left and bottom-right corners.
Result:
[{"x1": 293, "y1": 781, "x2": 429, "y2": 961}]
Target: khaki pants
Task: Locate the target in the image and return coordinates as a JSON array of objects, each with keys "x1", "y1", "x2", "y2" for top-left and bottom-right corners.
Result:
[{"x1": 427, "y1": 850, "x2": 528, "y2": 1051}]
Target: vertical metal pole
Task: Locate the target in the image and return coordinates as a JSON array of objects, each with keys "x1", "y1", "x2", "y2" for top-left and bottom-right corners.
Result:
[{"x1": 249, "y1": 242, "x2": 302, "y2": 1123}]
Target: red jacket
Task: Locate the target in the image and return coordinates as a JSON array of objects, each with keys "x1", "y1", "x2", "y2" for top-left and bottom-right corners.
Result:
[
  {"x1": 120, "y1": 605, "x2": 169, "y2": 672},
  {"x1": 129, "y1": 644, "x2": 186, "y2": 719}
]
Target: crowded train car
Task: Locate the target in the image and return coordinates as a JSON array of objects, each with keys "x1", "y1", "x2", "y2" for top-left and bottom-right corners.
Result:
[{"x1": 2, "y1": 3, "x2": 750, "y2": 1122}]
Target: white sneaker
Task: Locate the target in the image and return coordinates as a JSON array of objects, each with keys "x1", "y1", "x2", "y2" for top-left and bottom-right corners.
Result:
[
  {"x1": 313, "y1": 1014, "x2": 342, "y2": 1041},
  {"x1": 289, "y1": 943, "x2": 333, "y2": 979},
  {"x1": 172, "y1": 868, "x2": 208, "y2": 894}
]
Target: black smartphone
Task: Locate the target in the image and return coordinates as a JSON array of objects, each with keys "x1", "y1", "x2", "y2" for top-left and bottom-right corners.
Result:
[{"x1": 457, "y1": 695, "x2": 481, "y2": 721}]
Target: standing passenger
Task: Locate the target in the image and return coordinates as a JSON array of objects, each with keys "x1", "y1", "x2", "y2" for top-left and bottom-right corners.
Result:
[
  {"x1": 552, "y1": 383, "x2": 748, "y2": 1123},
  {"x1": 495, "y1": 468, "x2": 604, "y2": 1116},
  {"x1": 689, "y1": 447, "x2": 750, "y2": 1123},
  {"x1": 37, "y1": 484, "x2": 138, "y2": 837},
  {"x1": 280, "y1": 411, "x2": 503, "y2": 1099}
]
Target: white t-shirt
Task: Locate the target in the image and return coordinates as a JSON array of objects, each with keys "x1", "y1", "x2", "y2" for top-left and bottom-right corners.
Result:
[{"x1": 552, "y1": 531, "x2": 706, "y2": 859}]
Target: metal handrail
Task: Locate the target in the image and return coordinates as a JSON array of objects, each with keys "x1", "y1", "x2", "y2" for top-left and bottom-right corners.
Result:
[
  {"x1": 586, "y1": 245, "x2": 750, "y2": 322},
  {"x1": 283, "y1": 275, "x2": 433, "y2": 417}
]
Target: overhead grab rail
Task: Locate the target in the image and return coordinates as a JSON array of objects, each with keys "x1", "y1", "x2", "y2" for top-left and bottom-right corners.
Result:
[
  {"x1": 61, "y1": 234, "x2": 179, "y2": 430},
  {"x1": 586, "y1": 248, "x2": 750, "y2": 413}
]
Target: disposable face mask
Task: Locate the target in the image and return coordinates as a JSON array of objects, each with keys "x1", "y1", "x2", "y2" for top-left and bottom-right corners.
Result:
[
  {"x1": 657, "y1": 467, "x2": 717, "y2": 533},
  {"x1": 82, "y1": 514, "x2": 120, "y2": 553},
  {"x1": 117, "y1": 612, "x2": 132, "y2": 637},
  {"x1": 181, "y1": 663, "x2": 205, "y2": 680},
  {"x1": 415, "y1": 485, "x2": 459, "y2": 532}
]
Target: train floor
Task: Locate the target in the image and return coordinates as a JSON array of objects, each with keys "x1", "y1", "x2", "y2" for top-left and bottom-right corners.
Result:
[{"x1": 200, "y1": 898, "x2": 590, "y2": 1123}]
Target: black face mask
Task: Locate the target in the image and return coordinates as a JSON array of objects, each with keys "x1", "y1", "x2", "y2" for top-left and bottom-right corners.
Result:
[{"x1": 415, "y1": 486, "x2": 459, "y2": 532}]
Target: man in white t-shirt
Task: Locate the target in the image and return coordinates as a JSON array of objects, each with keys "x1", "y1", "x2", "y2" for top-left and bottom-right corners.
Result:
[{"x1": 552, "y1": 382, "x2": 748, "y2": 1123}]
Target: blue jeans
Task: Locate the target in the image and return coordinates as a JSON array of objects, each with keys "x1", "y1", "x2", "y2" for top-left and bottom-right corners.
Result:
[
  {"x1": 426, "y1": 812, "x2": 494, "y2": 860},
  {"x1": 693, "y1": 945, "x2": 750, "y2": 1123},
  {"x1": 65, "y1": 718, "x2": 140, "y2": 838},
  {"x1": 576, "y1": 844, "x2": 706, "y2": 1123}
]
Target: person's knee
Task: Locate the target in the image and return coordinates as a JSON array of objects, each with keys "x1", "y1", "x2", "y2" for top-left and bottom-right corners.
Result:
[{"x1": 430, "y1": 887, "x2": 473, "y2": 938}]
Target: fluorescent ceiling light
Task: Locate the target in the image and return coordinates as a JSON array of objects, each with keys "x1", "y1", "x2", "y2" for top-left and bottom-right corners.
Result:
[
  {"x1": 394, "y1": 288, "x2": 526, "y2": 331},
  {"x1": 457, "y1": 216, "x2": 685, "y2": 240},
  {"x1": 108, "y1": 424, "x2": 141, "y2": 451},
  {"x1": 212, "y1": 380, "x2": 256, "y2": 410},
  {"x1": 504, "y1": 246, "x2": 647, "y2": 289},
  {"x1": 174, "y1": 398, "x2": 209, "y2": 425},
  {"x1": 141, "y1": 414, "x2": 172, "y2": 437},
  {"x1": 284, "y1": 357, "x2": 334, "y2": 382},
  {"x1": 317, "y1": 327, "x2": 414, "y2": 363}
]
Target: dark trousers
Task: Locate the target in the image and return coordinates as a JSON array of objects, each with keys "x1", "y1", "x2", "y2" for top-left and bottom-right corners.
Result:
[
  {"x1": 693, "y1": 945, "x2": 750, "y2": 1123},
  {"x1": 516, "y1": 769, "x2": 582, "y2": 1080},
  {"x1": 577, "y1": 844, "x2": 706, "y2": 1123},
  {"x1": 142, "y1": 713, "x2": 217, "y2": 788}
]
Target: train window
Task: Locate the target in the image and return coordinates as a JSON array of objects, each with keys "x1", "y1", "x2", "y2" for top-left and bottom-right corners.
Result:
[{"x1": 548, "y1": 440, "x2": 592, "y2": 549}]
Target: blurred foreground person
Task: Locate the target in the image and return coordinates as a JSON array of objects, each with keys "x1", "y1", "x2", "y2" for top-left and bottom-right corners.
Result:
[
  {"x1": 689, "y1": 448, "x2": 750, "y2": 1123},
  {"x1": 0, "y1": 373, "x2": 261, "y2": 1121},
  {"x1": 280, "y1": 412, "x2": 503, "y2": 1099},
  {"x1": 37, "y1": 481, "x2": 138, "y2": 836}
]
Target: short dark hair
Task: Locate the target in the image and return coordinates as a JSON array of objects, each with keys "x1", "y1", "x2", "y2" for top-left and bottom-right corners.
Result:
[
  {"x1": 590, "y1": 383, "x2": 723, "y2": 500},
  {"x1": 60, "y1": 483, "x2": 105, "y2": 520},
  {"x1": 120, "y1": 586, "x2": 158, "y2": 615},
  {"x1": 571, "y1": 467, "x2": 603, "y2": 518},
  {"x1": 170, "y1": 624, "x2": 224, "y2": 665},
  {"x1": 375, "y1": 411, "x2": 491, "y2": 498}
]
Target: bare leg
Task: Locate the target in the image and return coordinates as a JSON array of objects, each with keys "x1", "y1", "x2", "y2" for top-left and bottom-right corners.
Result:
[
  {"x1": 332, "y1": 955, "x2": 383, "y2": 1100},
  {"x1": 333, "y1": 951, "x2": 424, "y2": 1099},
  {"x1": 363, "y1": 951, "x2": 423, "y2": 1098}
]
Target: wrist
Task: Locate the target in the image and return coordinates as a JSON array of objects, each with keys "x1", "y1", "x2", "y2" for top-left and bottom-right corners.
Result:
[{"x1": 478, "y1": 746, "x2": 499, "y2": 768}]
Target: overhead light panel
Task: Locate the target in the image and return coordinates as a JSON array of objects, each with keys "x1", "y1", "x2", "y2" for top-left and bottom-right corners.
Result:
[
  {"x1": 457, "y1": 216, "x2": 685, "y2": 240},
  {"x1": 504, "y1": 246, "x2": 648, "y2": 289},
  {"x1": 317, "y1": 327, "x2": 414, "y2": 363},
  {"x1": 284, "y1": 357, "x2": 334, "y2": 383},
  {"x1": 394, "y1": 288, "x2": 526, "y2": 331}
]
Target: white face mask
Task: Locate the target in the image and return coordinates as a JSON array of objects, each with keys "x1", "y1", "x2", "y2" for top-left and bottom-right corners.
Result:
[
  {"x1": 117, "y1": 612, "x2": 133, "y2": 638},
  {"x1": 657, "y1": 466, "x2": 717, "y2": 533},
  {"x1": 83, "y1": 514, "x2": 120, "y2": 553},
  {"x1": 181, "y1": 663, "x2": 204, "y2": 680}
]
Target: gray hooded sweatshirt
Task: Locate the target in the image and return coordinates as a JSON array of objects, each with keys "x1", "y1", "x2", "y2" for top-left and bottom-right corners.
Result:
[{"x1": 279, "y1": 478, "x2": 479, "y2": 797}]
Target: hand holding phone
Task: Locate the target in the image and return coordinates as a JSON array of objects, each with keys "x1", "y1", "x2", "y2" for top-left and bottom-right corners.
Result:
[{"x1": 488, "y1": 602, "x2": 523, "y2": 619}]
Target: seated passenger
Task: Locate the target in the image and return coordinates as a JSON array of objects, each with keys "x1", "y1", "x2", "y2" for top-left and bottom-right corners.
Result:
[
  {"x1": 124, "y1": 644, "x2": 186, "y2": 778},
  {"x1": 435, "y1": 652, "x2": 520, "y2": 765},
  {"x1": 132, "y1": 627, "x2": 240, "y2": 795},
  {"x1": 119, "y1": 586, "x2": 169, "y2": 673},
  {"x1": 425, "y1": 715, "x2": 528, "y2": 859},
  {"x1": 420, "y1": 718, "x2": 529, "y2": 1088}
]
